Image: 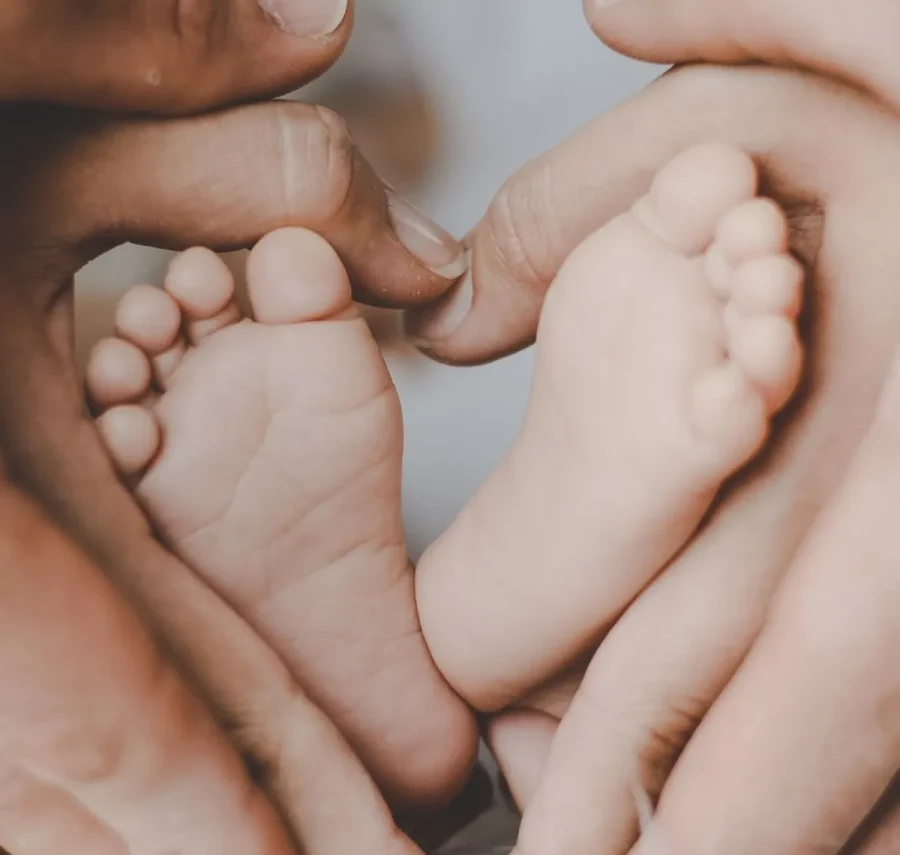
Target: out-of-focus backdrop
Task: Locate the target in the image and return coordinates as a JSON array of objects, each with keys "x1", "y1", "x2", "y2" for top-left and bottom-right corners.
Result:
[{"x1": 74, "y1": 0, "x2": 661, "y2": 557}]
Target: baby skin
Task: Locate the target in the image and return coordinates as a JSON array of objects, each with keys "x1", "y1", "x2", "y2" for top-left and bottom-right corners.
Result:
[
  {"x1": 417, "y1": 143, "x2": 805, "y2": 711},
  {"x1": 84, "y1": 228, "x2": 477, "y2": 810}
]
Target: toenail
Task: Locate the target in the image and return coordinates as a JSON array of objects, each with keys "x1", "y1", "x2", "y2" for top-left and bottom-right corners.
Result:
[
  {"x1": 387, "y1": 190, "x2": 468, "y2": 280},
  {"x1": 259, "y1": 0, "x2": 347, "y2": 37}
]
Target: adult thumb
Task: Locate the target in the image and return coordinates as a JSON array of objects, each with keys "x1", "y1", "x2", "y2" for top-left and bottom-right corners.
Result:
[
  {"x1": 406, "y1": 63, "x2": 832, "y2": 365},
  {"x1": 4, "y1": 100, "x2": 466, "y2": 307}
]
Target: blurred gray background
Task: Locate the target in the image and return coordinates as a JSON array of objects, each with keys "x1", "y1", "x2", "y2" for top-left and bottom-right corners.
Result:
[{"x1": 74, "y1": 0, "x2": 662, "y2": 559}]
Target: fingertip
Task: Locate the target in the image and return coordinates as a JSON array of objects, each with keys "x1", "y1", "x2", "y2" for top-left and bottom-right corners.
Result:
[{"x1": 487, "y1": 711, "x2": 558, "y2": 812}]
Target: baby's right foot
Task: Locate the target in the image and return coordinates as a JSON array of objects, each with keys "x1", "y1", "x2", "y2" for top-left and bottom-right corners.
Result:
[
  {"x1": 85, "y1": 229, "x2": 477, "y2": 809},
  {"x1": 584, "y1": 0, "x2": 900, "y2": 114},
  {"x1": 417, "y1": 144, "x2": 804, "y2": 711}
]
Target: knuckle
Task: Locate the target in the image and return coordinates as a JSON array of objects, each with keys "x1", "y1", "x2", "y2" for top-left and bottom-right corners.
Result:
[
  {"x1": 170, "y1": 0, "x2": 219, "y2": 51},
  {"x1": 269, "y1": 103, "x2": 356, "y2": 225},
  {"x1": 484, "y1": 167, "x2": 555, "y2": 297}
]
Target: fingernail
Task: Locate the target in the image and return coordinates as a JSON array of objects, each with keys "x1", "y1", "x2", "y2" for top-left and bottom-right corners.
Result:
[
  {"x1": 406, "y1": 257, "x2": 473, "y2": 344},
  {"x1": 594, "y1": 0, "x2": 625, "y2": 8},
  {"x1": 260, "y1": 0, "x2": 348, "y2": 37},
  {"x1": 387, "y1": 190, "x2": 468, "y2": 279}
]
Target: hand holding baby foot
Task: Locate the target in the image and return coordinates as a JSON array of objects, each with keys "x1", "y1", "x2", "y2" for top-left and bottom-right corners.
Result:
[
  {"x1": 413, "y1": 64, "x2": 900, "y2": 855},
  {"x1": 417, "y1": 142, "x2": 803, "y2": 710},
  {"x1": 87, "y1": 229, "x2": 475, "y2": 807},
  {"x1": 0, "y1": 99, "x2": 477, "y2": 853}
]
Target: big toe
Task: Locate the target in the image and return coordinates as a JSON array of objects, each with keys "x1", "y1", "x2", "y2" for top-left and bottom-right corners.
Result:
[
  {"x1": 634, "y1": 143, "x2": 758, "y2": 256},
  {"x1": 246, "y1": 228, "x2": 354, "y2": 325}
]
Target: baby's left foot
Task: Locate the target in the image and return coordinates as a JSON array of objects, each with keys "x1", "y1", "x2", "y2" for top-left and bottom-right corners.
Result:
[
  {"x1": 85, "y1": 228, "x2": 476, "y2": 808},
  {"x1": 417, "y1": 144, "x2": 804, "y2": 711}
]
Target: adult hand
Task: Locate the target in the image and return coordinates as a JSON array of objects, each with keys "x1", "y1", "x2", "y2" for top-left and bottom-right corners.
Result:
[
  {"x1": 0, "y1": 0, "x2": 352, "y2": 111},
  {"x1": 0, "y1": 91, "x2": 473, "y2": 852},
  {"x1": 414, "y1": 63, "x2": 900, "y2": 855}
]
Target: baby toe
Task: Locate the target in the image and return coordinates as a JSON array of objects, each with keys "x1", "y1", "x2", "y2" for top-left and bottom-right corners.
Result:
[
  {"x1": 165, "y1": 247, "x2": 242, "y2": 343},
  {"x1": 691, "y1": 362, "x2": 768, "y2": 470},
  {"x1": 732, "y1": 254, "x2": 805, "y2": 319},
  {"x1": 116, "y1": 284, "x2": 182, "y2": 354},
  {"x1": 96, "y1": 405, "x2": 161, "y2": 477},
  {"x1": 246, "y1": 228, "x2": 354, "y2": 326},
  {"x1": 86, "y1": 337, "x2": 153, "y2": 410},
  {"x1": 715, "y1": 197, "x2": 788, "y2": 263},
  {"x1": 635, "y1": 143, "x2": 758, "y2": 256},
  {"x1": 729, "y1": 314, "x2": 803, "y2": 412}
]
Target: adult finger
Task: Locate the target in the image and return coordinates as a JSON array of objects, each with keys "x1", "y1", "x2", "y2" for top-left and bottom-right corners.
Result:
[
  {"x1": 0, "y1": 292, "x2": 424, "y2": 855},
  {"x1": 3, "y1": 101, "x2": 466, "y2": 309},
  {"x1": 630, "y1": 353, "x2": 900, "y2": 855},
  {"x1": 582, "y1": 0, "x2": 900, "y2": 118},
  {"x1": 406, "y1": 62, "x2": 842, "y2": 364},
  {"x1": 467, "y1": 62, "x2": 900, "y2": 855},
  {"x1": 487, "y1": 712, "x2": 557, "y2": 812},
  {"x1": 0, "y1": 0, "x2": 352, "y2": 112},
  {"x1": 0, "y1": 483, "x2": 293, "y2": 855}
]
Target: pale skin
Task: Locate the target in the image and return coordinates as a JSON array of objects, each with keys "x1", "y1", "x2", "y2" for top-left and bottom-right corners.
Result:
[
  {"x1": 84, "y1": 134, "x2": 803, "y2": 815},
  {"x1": 82, "y1": 63, "x2": 900, "y2": 855},
  {"x1": 426, "y1": 65, "x2": 900, "y2": 855},
  {"x1": 0, "y1": 0, "x2": 482, "y2": 850},
  {"x1": 5, "y1": 2, "x2": 900, "y2": 854},
  {"x1": 404, "y1": 3, "x2": 900, "y2": 852}
]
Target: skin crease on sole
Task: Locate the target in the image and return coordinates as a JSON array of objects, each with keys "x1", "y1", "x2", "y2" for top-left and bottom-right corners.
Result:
[
  {"x1": 3, "y1": 63, "x2": 898, "y2": 855},
  {"x1": 84, "y1": 227, "x2": 477, "y2": 811},
  {"x1": 416, "y1": 142, "x2": 804, "y2": 713}
]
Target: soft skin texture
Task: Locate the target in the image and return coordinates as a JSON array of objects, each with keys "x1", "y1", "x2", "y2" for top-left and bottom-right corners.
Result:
[
  {"x1": 417, "y1": 144, "x2": 805, "y2": 712},
  {"x1": 413, "y1": 64, "x2": 900, "y2": 855},
  {"x1": 0, "y1": 0, "x2": 476, "y2": 847},
  {"x1": 0, "y1": 100, "x2": 475, "y2": 854},
  {"x1": 0, "y1": 483, "x2": 296, "y2": 855},
  {"x1": 85, "y1": 230, "x2": 477, "y2": 808}
]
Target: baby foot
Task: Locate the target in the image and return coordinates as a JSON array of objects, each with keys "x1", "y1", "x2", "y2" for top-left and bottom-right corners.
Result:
[
  {"x1": 584, "y1": 0, "x2": 900, "y2": 113},
  {"x1": 417, "y1": 144, "x2": 804, "y2": 711},
  {"x1": 85, "y1": 228, "x2": 476, "y2": 808}
]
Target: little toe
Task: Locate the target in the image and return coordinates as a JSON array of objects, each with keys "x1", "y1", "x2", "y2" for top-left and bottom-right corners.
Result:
[
  {"x1": 730, "y1": 315, "x2": 803, "y2": 412},
  {"x1": 96, "y1": 405, "x2": 161, "y2": 477},
  {"x1": 86, "y1": 337, "x2": 153, "y2": 410},
  {"x1": 165, "y1": 247, "x2": 242, "y2": 343},
  {"x1": 691, "y1": 362, "x2": 769, "y2": 469},
  {"x1": 634, "y1": 143, "x2": 758, "y2": 256},
  {"x1": 245, "y1": 228, "x2": 354, "y2": 326}
]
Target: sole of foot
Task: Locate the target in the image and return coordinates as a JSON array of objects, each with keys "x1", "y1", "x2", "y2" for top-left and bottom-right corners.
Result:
[
  {"x1": 416, "y1": 143, "x2": 804, "y2": 711},
  {"x1": 85, "y1": 227, "x2": 477, "y2": 809}
]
